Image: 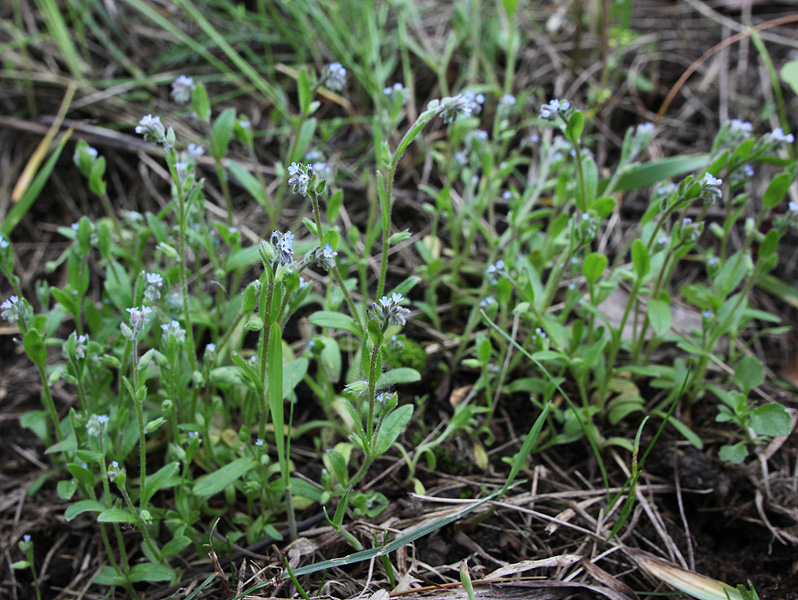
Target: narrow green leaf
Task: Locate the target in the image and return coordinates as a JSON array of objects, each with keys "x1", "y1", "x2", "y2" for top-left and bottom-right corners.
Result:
[
  {"x1": 376, "y1": 368, "x2": 421, "y2": 390},
  {"x1": 582, "y1": 253, "x2": 607, "y2": 285},
  {"x1": 97, "y1": 508, "x2": 138, "y2": 524},
  {"x1": 308, "y1": 311, "x2": 361, "y2": 336},
  {"x1": 212, "y1": 108, "x2": 237, "y2": 158},
  {"x1": 374, "y1": 404, "x2": 413, "y2": 456},
  {"x1": 23, "y1": 329, "x2": 47, "y2": 366},
  {"x1": 268, "y1": 323, "x2": 286, "y2": 470},
  {"x1": 763, "y1": 172, "x2": 792, "y2": 211},
  {"x1": 142, "y1": 462, "x2": 180, "y2": 506},
  {"x1": 227, "y1": 160, "x2": 267, "y2": 207},
  {"x1": 127, "y1": 562, "x2": 175, "y2": 583},
  {"x1": 65, "y1": 500, "x2": 106, "y2": 521},
  {"x1": 632, "y1": 239, "x2": 650, "y2": 279},
  {"x1": 565, "y1": 111, "x2": 584, "y2": 143},
  {"x1": 193, "y1": 457, "x2": 256, "y2": 498},
  {"x1": 647, "y1": 299, "x2": 672, "y2": 336},
  {"x1": 612, "y1": 154, "x2": 710, "y2": 192}
]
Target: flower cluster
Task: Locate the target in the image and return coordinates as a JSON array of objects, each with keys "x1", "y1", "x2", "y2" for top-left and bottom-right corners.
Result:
[
  {"x1": 383, "y1": 82, "x2": 409, "y2": 104},
  {"x1": 314, "y1": 242, "x2": 338, "y2": 271},
  {"x1": 181, "y1": 143, "x2": 205, "y2": 165},
  {"x1": 107, "y1": 460, "x2": 124, "y2": 482},
  {"x1": 161, "y1": 319, "x2": 186, "y2": 343},
  {"x1": 304, "y1": 150, "x2": 333, "y2": 178},
  {"x1": 486, "y1": 259, "x2": 506, "y2": 284},
  {"x1": 431, "y1": 91, "x2": 485, "y2": 123},
  {"x1": 74, "y1": 334, "x2": 88, "y2": 359},
  {"x1": 122, "y1": 305, "x2": 153, "y2": 340},
  {"x1": 539, "y1": 98, "x2": 571, "y2": 119},
  {"x1": 171, "y1": 75, "x2": 195, "y2": 103},
  {"x1": 699, "y1": 172, "x2": 723, "y2": 204},
  {"x1": 271, "y1": 230, "x2": 295, "y2": 264},
  {"x1": 764, "y1": 127, "x2": 795, "y2": 145},
  {"x1": 321, "y1": 62, "x2": 347, "y2": 92},
  {"x1": 144, "y1": 272, "x2": 163, "y2": 303},
  {"x1": 135, "y1": 114, "x2": 166, "y2": 145},
  {"x1": 86, "y1": 414, "x2": 109, "y2": 438},
  {"x1": 1, "y1": 295, "x2": 29, "y2": 324},
  {"x1": 369, "y1": 292, "x2": 411, "y2": 328},
  {"x1": 287, "y1": 162, "x2": 314, "y2": 197}
]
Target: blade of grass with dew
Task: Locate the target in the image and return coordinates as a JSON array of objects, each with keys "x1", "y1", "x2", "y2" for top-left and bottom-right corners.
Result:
[{"x1": 3, "y1": 129, "x2": 72, "y2": 237}]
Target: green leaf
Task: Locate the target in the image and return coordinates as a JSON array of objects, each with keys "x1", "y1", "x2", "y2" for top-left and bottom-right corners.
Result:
[
  {"x1": 162, "y1": 535, "x2": 192, "y2": 557},
  {"x1": 23, "y1": 328, "x2": 47, "y2": 366},
  {"x1": 65, "y1": 500, "x2": 106, "y2": 521},
  {"x1": 751, "y1": 403, "x2": 791, "y2": 437},
  {"x1": 582, "y1": 252, "x2": 607, "y2": 285},
  {"x1": 142, "y1": 462, "x2": 180, "y2": 506},
  {"x1": 57, "y1": 479, "x2": 77, "y2": 500},
  {"x1": 780, "y1": 60, "x2": 798, "y2": 96},
  {"x1": 376, "y1": 368, "x2": 421, "y2": 390},
  {"x1": 127, "y1": 562, "x2": 175, "y2": 583},
  {"x1": 374, "y1": 404, "x2": 413, "y2": 456},
  {"x1": 719, "y1": 442, "x2": 748, "y2": 465},
  {"x1": 759, "y1": 229, "x2": 780, "y2": 258},
  {"x1": 632, "y1": 239, "x2": 650, "y2": 279},
  {"x1": 268, "y1": 323, "x2": 286, "y2": 470},
  {"x1": 193, "y1": 457, "x2": 256, "y2": 498},
  {"x1": 93, "y1": 565, "x2": 127, "y2": 586},
  {"x1": 565, "y1": 111, "x2": 584, "y2": 143},
  {"x1": 733, "y1": 355, "x2": 764, "y2": 392},
  {"x1": 327, "y1": 189, "x2": 344, "y2": 224},
  {"x1": 298, "y1": 66, "x2": 312, "y2": 114},
  {"x1": 212, "y1": 108, "x2": 237, "y2": 158},
  {"x1": 647, "y1": 299, "x2": 672, "y2": 336},
  {"x1": 97, "y1": 508, "x2": 138, "y2": 524},
  {"x1": 191, "y1": 81, "x2": 211, "y2": 122},
  {"x1": 289, "y1": 118, "x2": 317, "y2": 165},
  {"x1": 612, "y1": 154, "x2": 710, "y2": 192},
  {"x1": 367, "y1": 319, "x2": 384, "y2": 346},
  {"x1": 500, "y1": 0, "x2": 519, "y2": 18},
  {"x1": 325, "y1": 449, "x2": 348, "y2": 485},
  {"x1": 227, "y1": 160, "x2": 267, "y2": 207},
  {"x1": 67, "y1": 463, "x2": 95, "y2": 488},
  {"x1": 762, "y1": 172, "x2": 792, "y2": 211},
  {"x1": 46, "y1": 433, "x2": 77, "y2": 455},
  {"x1": 308, "y1": 311, "x2": 361, "y2": 336},
  {"x1": 582, "y1": 155, "x2": 598, "y2": 206}
]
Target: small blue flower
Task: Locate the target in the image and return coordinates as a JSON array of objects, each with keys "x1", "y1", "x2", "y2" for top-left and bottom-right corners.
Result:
[
  {"x1": 321, "y1": 62, "x2": 347, "y2": 91},
  {"x1": 0, "y1": 234, "x2": 8, "y2": 249},
  {"x1": 479, "y1": 296, "x2": 496, "y2": 308},
  {"x1": 486, "y1": 260, "x2": 505, "y2": 284},
  {"x1": 767, "y1": 127, "x2": 795, "y2": 144},
  {"x1": 135, "y1": 114, "x2": 166, "y2": 144},
  {"x1": 171, "y1": 75, "x2": 195, "y2": 103},
  {"x1": 315, "y1": 242, "x2": 338, "y2": 271},
  {"x1": 205, "y1": 343, "x2": 216, "y2": 353},
  {"x1": 255, "y1": 438, "x2": 265, "y2": 447},
  {"x1": 539, "y1": 98, "x2": 571, "y2": 119},
  {"x1": 271, "y1": 230, "x2": 295, "y2": 264},
  {"x1": 161, "y1": 319, "x2": 186, "y2": 343}
]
